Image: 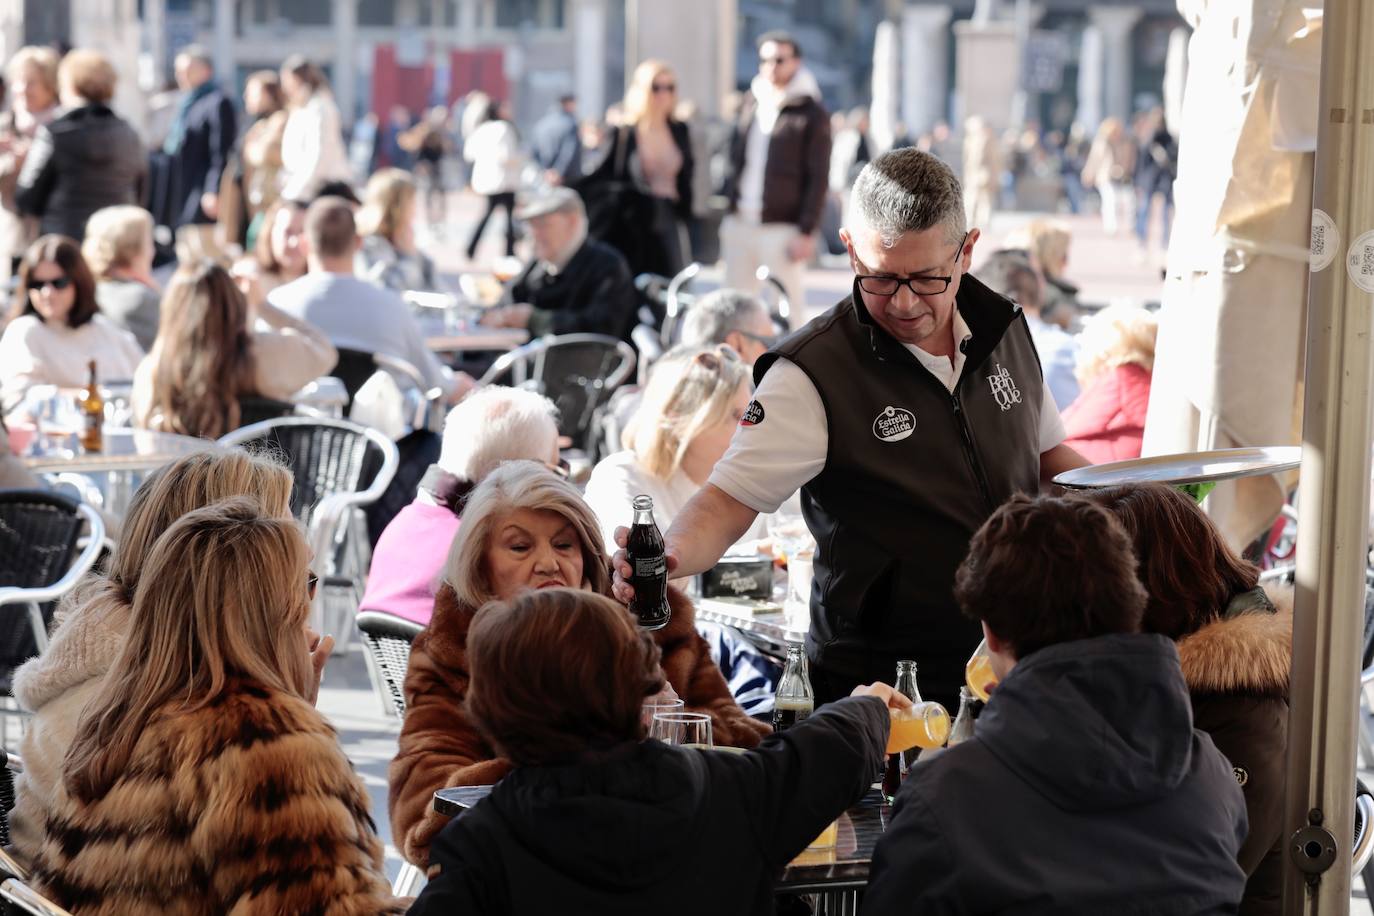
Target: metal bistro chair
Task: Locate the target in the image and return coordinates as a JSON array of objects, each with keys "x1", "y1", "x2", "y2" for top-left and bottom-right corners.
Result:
[
  {"x1": 217, "y1": 419, "x2": 399, "y2": 647},
  {"x1": 355, "y1": 610, "x2": 428, "y2": 897},
  {"x1": 0, "y1": 879, "x2": 72, "y2": 916},
  {"x1": 0, "y1": 492, "x2": 104, "y2": 712},
  {"x1": 479, "y1": 333, "x2": 636, "y2": 454}
]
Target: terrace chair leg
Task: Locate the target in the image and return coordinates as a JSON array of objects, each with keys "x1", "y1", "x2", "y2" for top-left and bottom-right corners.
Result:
[{"x1": 393, "y1": 862, "x2": 425, "y2": 896}]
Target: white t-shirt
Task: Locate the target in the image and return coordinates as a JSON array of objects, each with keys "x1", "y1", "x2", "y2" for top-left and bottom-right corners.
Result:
[
  {"x1": 584, "y1": 449, "x2": 771, "y2": 554},
  {"x1": 708, "y1": 311, "x2": 1067, "y2": 514}
]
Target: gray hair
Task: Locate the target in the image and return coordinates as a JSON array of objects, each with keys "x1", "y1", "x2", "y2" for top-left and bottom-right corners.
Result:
[
  {"x1": 438, "y1": 387, "x2": 560, "y2": 482},
  {"x1": 175, "y1": 44, "x2": 214, "y2": 69},
  {"x1": 680, "y1": 289, "x2": 769, "y2": 347},
  {"x1": 848, "y1": 148, "x2": 966, "y2": 249}
]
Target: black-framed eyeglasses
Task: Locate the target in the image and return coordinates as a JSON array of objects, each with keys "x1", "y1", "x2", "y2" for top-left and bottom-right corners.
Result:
[
  {"x1": 736, "y1": 328, "x2": 779, "y2": 348},
  {"x1": 855, "y1": 231, "x2": 969, "y2": 299},
  {"x1": 306, "y1": 571, "x2": 319, "y2": 601},
  {"x1": 651, "y1": 82, "x2": 677, "y2": 94},
  {"x1": 759, "y1": 56, "x2": 792, "y2": 66},
  {"x1": 547, "y1": 457, "x2": 571, "y2": 479},
  {"x1": 28, "y1": 276, "x2": 71, "y2": 292}
]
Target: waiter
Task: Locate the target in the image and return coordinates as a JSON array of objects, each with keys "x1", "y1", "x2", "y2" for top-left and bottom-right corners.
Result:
[{"x1": 613, "y1": 149, "x2": 1088, "y2": 709}]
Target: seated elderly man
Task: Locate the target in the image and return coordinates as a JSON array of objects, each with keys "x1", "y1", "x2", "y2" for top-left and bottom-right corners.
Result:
[
  {"x1": 679, "y1": 288, "x2": 778, "y2": 366},
  {"x1": 864, "y1": 493, "x2": 1248, "y2": 915},
  {"x1": 359, "y1": 385, "x2": 560, "y2": 627},
  {"x1": 480, "y1": 187, "x2": 638, "y2": 341}
]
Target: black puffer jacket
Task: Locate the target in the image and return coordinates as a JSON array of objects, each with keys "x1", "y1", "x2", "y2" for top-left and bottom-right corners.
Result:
[
  {"x1": 1178, "y1": 584, "x2": 1292, "y2": 916},
  {"x1": 16, "y1": 104, "x2": 146, "y2": 241}
]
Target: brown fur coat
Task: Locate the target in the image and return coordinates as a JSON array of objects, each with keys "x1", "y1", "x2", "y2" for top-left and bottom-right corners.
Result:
[
  {"x1": 1177, "y1": 584, "x2": 1292, "y2": 916},
  {"x1": 30, "y1": 680, "x2": 406, "y2": 916},
  {"x1": 389, "y1": 583, "x2": 772, "y2": 867}
]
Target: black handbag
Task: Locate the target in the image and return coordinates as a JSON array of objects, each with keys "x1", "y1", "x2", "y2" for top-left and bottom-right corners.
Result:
[{"x1": 581, "y1": 126, "x2": 653, "y2": 269}]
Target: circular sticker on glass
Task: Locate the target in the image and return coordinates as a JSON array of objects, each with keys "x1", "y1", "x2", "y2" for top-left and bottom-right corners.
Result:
[
  {"x1": 1311, "y1": 208, "x2": 1339, "y2": 272},
  {"x1": 1346, "y1": 230, "x2": 1374, "y2": 293}
]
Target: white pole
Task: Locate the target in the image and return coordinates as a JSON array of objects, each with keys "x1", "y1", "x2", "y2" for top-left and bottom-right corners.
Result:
[{"x1": 1284, "y1": 0, "x2": 1373, "y2": 912}]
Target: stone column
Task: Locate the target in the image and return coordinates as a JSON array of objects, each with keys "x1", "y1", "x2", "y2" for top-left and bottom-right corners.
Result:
[
  {"x1": 901, "y1": 3, "x2": 953, "y2": 135},
  {"x1": 569, "y1": 0, "x2": 607, "y2": 120},
  {"x1": 1076, "y1": 23, "x2": 1103, "y2": 133},
  {"x1": 456, "y1": 0, "x2": 478, "y2": 43},
  {"x1": 1088, "y1": 4, "x2": 1141, "y2": 122},
  {"x1": 213, "y1": 0, "x2": 235, "y2": 88},
  {"x1": 333, "y1": 0, "x2": 358, "y2": 123}
]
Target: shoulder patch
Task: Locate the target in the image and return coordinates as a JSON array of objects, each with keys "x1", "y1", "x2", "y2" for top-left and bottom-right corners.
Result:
[{"x1": 741, "y1": 400, "x2": 765, "y2": 427}]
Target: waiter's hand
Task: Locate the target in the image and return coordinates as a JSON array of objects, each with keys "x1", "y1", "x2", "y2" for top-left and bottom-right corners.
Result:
[
  {"x1": 611, "y1": 525, "x2": 679, "y2": 604},
  {"x1": 851, "y1": 681, "x2": 914, "y2": 711}
]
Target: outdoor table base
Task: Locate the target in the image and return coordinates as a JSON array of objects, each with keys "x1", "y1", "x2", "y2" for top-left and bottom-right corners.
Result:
[{"x1": 433, "y1": 785, "x2": 888, "y2": 909}]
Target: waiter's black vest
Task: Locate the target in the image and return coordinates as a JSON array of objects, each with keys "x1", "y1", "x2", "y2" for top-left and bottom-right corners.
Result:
[{"x1": 757, "y1": 275, "x2": 1043, "y2": 704}]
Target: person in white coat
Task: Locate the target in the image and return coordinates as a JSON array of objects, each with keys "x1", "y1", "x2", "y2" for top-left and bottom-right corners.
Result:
[
  {"x1": 278, "y1": 55, "x2": 354, "y2": 203},
  {"x1": 463, "y1": 99, "x2": 523, "y2": 261}
]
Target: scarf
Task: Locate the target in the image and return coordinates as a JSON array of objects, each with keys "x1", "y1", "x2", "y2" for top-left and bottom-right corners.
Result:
[
  {"x1": 419, "y1": 465, "x2": 474, "y2": 517},
  {"x1": 163, "y1": 81, "x2": 218, "y2": 154}
]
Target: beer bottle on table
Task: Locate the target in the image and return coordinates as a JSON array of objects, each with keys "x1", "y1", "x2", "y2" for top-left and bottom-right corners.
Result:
[
  {"x1": 80, "y1": 360, "x2": 103, "y2": 453},
  {"x1": 883, "y1": 660, "x2": 923, "y2": 802},
  {"x1": 627, "y1": 495, "x2": 671, "y2": 630},
  {"x1": 947, "y1": 687, "x2": 983, "y2": 747},
  {"x1": 772, "y1": 644, "x2": 814, "y2": 732}
]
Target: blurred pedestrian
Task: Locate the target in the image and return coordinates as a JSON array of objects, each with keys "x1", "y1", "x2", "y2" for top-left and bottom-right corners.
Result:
[
  {"x1": 16, "y1": 50, "x2": 145, "y2": 242},
  {"x1": 532, "y1": 93, "x2": 582, "y2": 186},
  {"x1": 463, "y1": 100, "x2": 522, "y2": 261},
  {"x1": 722, "y1": 31, "x2": 830, "y2": 307},
  {"x1": 224, "y1": 69, "x2": 288, "y2": 253},
  {"x1": 1081, "y1": 117, "x2": 1135, "y2": 236},
  {"x1": 0, "y1": 47, "x2": 59, "y2": 280},
  {"x1": 579, "y1": 59, "x2": 693, "y2": 278},
  {"x1": 1002, "y1": 218, "x2": 1080, "y2": 327},
  {"x1": 401, "y1": 106, "x2": 452, "y2": 233},
  {"x1": 1134, "y1": 107, "x2": 1177, "y2": 259},
  {"x1": 278, "y1": 55, "x2": 353, "y2": 203},
  {"x1": 357, "y1": 168, "x2": 438, "y2": 292},
  {"x1": 164, "y1": 44, "x2": 237, "y2": 254},
  {"x1": 961, "y1": 116, "x2": 1001, "y2": 230}
]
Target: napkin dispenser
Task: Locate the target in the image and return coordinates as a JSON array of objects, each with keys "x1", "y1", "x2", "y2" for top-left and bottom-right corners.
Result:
[{"x1": 698, "y1": 557, "x2": 773, "y2": 600}]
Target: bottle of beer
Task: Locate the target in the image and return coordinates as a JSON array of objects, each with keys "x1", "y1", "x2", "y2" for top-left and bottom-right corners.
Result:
[
  {"x1": 772, "y1": 644, "x2": 814, "y2": 732},
  {"x1": 80, "y1": 360, "x2": 103, "y2": 453},
  {"x1": 627, "y1": 495, "x2": 671, "y2": 630},
  {"x1": 882, "y1": 659, "x2": 922, "y2": 802},
  {"x1": 947, "y1": 686, "x2": 983, "y2": 747}
]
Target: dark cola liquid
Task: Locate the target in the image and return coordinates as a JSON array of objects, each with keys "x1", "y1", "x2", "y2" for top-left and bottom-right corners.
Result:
[
  {"x1": 627, "y1": 519, "x2": 671, "y2": 630},
  {"x1": 771, "y1": 699, "x2": 812, "y2": 733},
  {"x1": 882, "y1": 753, "x2": 903, "y2": 803}
]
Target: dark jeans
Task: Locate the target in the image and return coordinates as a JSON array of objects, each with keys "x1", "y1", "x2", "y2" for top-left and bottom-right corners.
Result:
[{"x1": 466, "y1": 191, "x2": 517, "y2": 259}]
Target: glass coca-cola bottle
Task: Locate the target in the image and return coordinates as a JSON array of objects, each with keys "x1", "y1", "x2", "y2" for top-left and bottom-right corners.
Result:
[
  {"x1": 772, "y1": 645, "x2": 814, "y2": 732},
  {"x1": 627, "y1": 495, "x2": 671, "y2": 629}
]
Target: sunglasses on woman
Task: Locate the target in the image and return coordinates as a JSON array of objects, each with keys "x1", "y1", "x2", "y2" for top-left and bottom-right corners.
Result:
[{"x1": 28, "y1": 276, "x2": 71, "y2": 292}]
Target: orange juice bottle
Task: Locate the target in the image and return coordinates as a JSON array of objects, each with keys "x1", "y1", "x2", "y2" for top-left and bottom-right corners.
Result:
[{"x1": 882, "y1": 661, "x2": 950, "y2": 802}]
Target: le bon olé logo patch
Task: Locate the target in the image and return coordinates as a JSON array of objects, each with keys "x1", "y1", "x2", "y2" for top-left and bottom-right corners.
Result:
[{"x1": 872, "y1": 406, "x2": 915, "y2": 442}]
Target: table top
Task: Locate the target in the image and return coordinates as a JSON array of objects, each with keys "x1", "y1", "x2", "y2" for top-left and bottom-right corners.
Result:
[
  {"x1": 694, "y1": 596, "x2": 806, "y2": 650},
  {"x1": 434, "y1": 784, "x2": 888, "y2": 889},
  {"x1": 1053, "y1": 446, "x2": 1302, "y2": 489},
  {"x1": 21, "y1": 428, "x2": 209, "y2": 474},
  {"x1": 425, "y1": 327, "x2": 529, "y2": 353}
]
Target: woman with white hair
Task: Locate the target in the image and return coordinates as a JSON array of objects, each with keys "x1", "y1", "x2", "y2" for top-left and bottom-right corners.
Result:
[
  {"x1": 83, "y1": 204, "x2": 160, "y2": 350},
  {"x1": 583, "y1": 343, "x2": 767, "y2": 552},
  {"x1": 360, "y1": 385, "x2": 561, "y2": 626},
  {"x1": 1062, "y1": 304, "x2": 1158, "y2": 464}
]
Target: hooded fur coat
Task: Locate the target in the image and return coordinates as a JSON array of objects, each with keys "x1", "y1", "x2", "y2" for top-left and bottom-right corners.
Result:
[
  {"x1": 29, "y1": 679, "x2": 407, "y2": 916},
  {"x1": 1178, "y1": 583, "x2": 1292, "y2": 916},
  {"x1": 389, "y1": 583, "x2": 772, "y2": 867}
]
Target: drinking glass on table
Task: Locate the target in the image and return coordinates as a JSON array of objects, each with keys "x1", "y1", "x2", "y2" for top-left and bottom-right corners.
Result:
[
  {"x1": 650, "y1": 712, "x2": 713, "y2": 749},
  {"x1": 768, "y1": 504, "x2": 815, "y2": 626},
  {"x1": 641, "y1": 697, "x2": 685, "y2": 730}
]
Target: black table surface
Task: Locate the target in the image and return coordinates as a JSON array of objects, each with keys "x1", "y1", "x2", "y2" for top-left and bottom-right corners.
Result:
[{"x1": 433, "y1": 784, "x2": 890, "y2": 888}]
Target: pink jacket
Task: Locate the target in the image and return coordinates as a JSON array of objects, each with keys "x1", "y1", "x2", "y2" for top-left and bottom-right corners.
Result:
[{"x1": 1062, "y1": 363, "x2": 1152, "y2": 465}]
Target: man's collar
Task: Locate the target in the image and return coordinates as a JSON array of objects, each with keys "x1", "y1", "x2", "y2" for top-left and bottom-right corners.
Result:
[{"x1": 848, "y1": 273, "x2": 1016, "y2": 366}]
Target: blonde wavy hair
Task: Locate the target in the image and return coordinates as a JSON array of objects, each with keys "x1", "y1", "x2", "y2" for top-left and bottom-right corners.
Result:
[
  {"x1": 6, "y1": 46, "x2": 59, "y2": 100},
  {"x1": 1003, "y1": 219, "x2": 1071, "y2": 279},
  {"x1": 82, "y1": 206, "x2": 153, "y2": 279},
  {"x1": 624, "y1": 344, "x2": 749, "y2": 480},
  {"x1": 441, "y1": 461, "x2": 611, "y2": 609},
  {"x1": 65, "y1": 496, "x2": 313, "y2": 803},
  {"x1": 621, "y1": 59, "x2": 675, "y2": 126},
  {"x1": 1075, "y1": 304, "x2": 1158, "y2": 386},
  {"x1": 357, "y1": 168, "x2": 416, "y2": 243}
]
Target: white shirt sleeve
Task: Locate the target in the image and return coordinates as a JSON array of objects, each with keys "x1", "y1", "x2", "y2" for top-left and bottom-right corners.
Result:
[
  {"x1": 707, "y1": 357, "x2": 829, "y2": 514},
  {"x1": 1039, "y1": 378, "x2": 1067, "y2": 453}
]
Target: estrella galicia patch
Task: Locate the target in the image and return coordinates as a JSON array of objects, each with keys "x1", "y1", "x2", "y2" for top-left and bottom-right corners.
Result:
[
  {"x1": 872, "y1": 406, "x2": 915, "y2": 442},
  {"x1": 741, "y1": 400, "x2": 765, "y2": 427}
]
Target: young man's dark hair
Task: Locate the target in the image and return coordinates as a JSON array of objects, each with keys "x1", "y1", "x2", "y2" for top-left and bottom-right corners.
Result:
[
  {"x1": 954, "y1": 492, "x2": 1146, "y2": 658},
  {"x1": 865, "y1": 493, "x2": 1249, "y2": 916},
  {"x1": 756, "y1": 30, "x2": 802, "y2": 57},
  {"x1": 304, "y1": 196, "x2": 357, "y2": 260}
]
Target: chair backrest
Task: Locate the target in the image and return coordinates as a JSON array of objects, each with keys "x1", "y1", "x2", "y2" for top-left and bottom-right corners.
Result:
[
  {"x1": 0, "y1": 877, "x2": 73, "y2": 916},
  {"x1": 356, "y1": 611, "x2": 425, "y2": 718},
  {"x1": 480, "y1": 334, "x2": 636, "y2": 452},
  {"x1": 0, "y1": 492, "x2": 85, "y2": 672},
  {"x1": 216, "y1": 418, "x2": 387, "y2": 529},
  {"x1": 235, "y1": 395, "x2": 296, "y2": 429},
  {"x1": 332, "y1": 348, "x2": 383, "y2": 410}
]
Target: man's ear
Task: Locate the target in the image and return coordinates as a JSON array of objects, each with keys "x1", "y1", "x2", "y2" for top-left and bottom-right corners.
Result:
[
  {"x1": 961, "y1": 228, "x2": 981, "y2": 270},
  {"x1": 838, "y1": 227, "x2": 859, "y2": 272},
  {"x1": 982, "y1": 619, "x2": 1007, "y2": 655}
]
